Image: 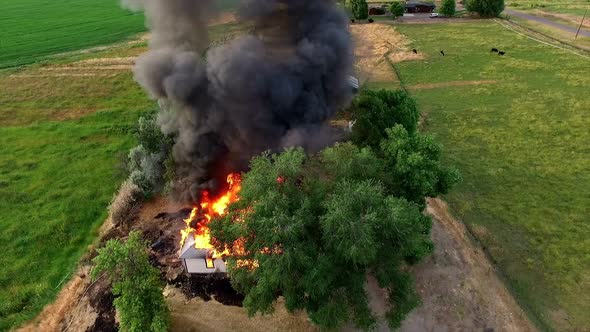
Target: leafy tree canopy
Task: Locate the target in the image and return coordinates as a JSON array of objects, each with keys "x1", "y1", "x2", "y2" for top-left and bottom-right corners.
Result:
[
  {"x1": 351, "y1": 89, "x2": 419, "y2": 149},
  {"x1": 349, "y1": 0, "x2": 369, "y2": 19},
  {"x1": 439, "y1": 0, "x2": 456, "y2": 17},
  {"x1": 465, "y1": 0, "x2": 505, "y2": 17},
  {"x1": 92, "y1": 232, "x2": 170, "y2": 332},
  {"x1": 390, "y1": 1, "x2": 406, "y2": 18},
  {"x1": 380, "y1": 125, "x2": 461, "y2": 208},
  {"x1": 210, "y1": 144, "x2": 435, "y2": 330}
]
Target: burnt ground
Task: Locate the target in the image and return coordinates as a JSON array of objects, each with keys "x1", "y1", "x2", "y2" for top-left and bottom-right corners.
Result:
[{"x1": 19, "y1": 196, "x2": 536, "y2": 332}]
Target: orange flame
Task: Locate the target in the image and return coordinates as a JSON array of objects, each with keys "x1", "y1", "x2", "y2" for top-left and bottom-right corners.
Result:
[{"x1": 180, "y1": 173, "x2": 242, "y2": 259}]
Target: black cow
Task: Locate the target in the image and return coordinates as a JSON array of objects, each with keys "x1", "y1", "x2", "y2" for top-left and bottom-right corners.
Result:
[
  {"x1": 412, "y1": 49, "x2": 418, "y2": 54},
  {"x1": 491, "y1": 48, "x2": 499, "y2": 53},
  {"x1": 440, "y1": 50, "x2": 445, "y2": 56},
  {"x1": 498, "y1": 51, "x2": 506, "y2": 56}
]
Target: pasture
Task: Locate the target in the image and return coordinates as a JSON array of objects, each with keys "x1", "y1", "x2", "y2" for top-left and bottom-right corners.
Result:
[
  {"x1": 0, "y1": 0, "x2": 146, "y2": 69},
  {"x1": 0, "y1": 42, "x2": 154, "y2": 329},
  {"x1": 506, "y1": 0, "x2": 590, "y2": 16},
  {"x1": 0, "y1": 15, "x2": 246, "y2": 328},
  {"x1": 392, "y1": 21, "x2": 589, "y2": 331}
]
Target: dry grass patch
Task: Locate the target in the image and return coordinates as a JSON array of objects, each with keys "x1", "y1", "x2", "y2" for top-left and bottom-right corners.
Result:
[
  {"x1": 409, "y1": 80, "x2": 498, "y2": 90},
  {"x1": 351, "y1": 23, "x2": 423, "y2": 84}
]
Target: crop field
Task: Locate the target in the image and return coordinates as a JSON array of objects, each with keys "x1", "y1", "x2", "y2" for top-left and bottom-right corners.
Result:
[
  {"x1": 0, "y1": 0, "x2": 146, "y2": 69},
  {"x1": 392, "y1": 21, "x2": 589, "y2": 331}
]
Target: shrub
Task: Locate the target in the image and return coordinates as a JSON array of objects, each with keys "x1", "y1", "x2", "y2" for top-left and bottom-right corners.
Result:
[
  {"x1": 440, "y1": 0, "x2": 456, "y2": 16},
  {"x1": 108, "y1": 180, "x2": 142, "y2": 226},
  {"x1": 128, "y1": 146, "x2": 165, "y2": 195},
  {"x1": 350, "y1": 0, "x2": 369, "y2": 19},
  {"x1": 136, "y1": 114, "x2": 166, "y2": 153},
  {"x1": 389, "y1": 1, "x2": 406, "y2": 17},
  {"x1": 92, "y1": 232, "x2": 170, "y2": 332},
  {"x1": 465, "y1": 0, "x2": 505, "y2": 17},
  {"x1": 350, "y1": 89, "x2": 419, "y2": 150},
  {"x1": 210, "y1": 145, "x2": 434, "y2": 330},
  {"x1": 368, "y1": 18, "x2": 374, "y2": 23}
]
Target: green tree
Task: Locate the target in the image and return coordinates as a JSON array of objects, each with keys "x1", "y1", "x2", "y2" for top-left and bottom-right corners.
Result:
[
  {"x1": 350, "y1": 0, "x2": 369, "y2": 19},
  {"x1": 465, "y1": 0, "x2": 505, "y2": 17},
  {"x1": 92, "y1": 232, "x2": 170, "y2": 332},
  {"x1": 380, "y1": 125, "x2": 461, "y2": 208},
  {"x1": 389, "y1": 1, "x2": 406, "y2": 18},
  {"x1": 210, "y1": 145, "x2": 435, "y2": 330},
  {"x1": 351, "y1": 89, "x2": 419, "y2": 150},
  {"x1": 439, "y1": 0, "x2": 456, "y2": 16}
]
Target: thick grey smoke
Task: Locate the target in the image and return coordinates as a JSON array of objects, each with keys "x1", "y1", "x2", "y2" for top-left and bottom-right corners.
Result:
[{"x1": 128, "y1": 0, "x2": 354, "y2": 203}]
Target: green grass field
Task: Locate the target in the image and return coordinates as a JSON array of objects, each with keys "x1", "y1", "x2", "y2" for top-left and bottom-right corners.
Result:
[
  {"x1": 0, "y1": 16, "x2": 244, "y2": 328},
  {"x1": 507, "y1": 0, "x2": 590, "y2": 16},
  {"x1": 0, "y1": 0, "x2": 146, "y2": 69},
  {"x1": 0, "y1": 45, "x2": 154, "y2": 329},
  {"x1": 392, "y1": 21, "x2": 589, "y2": 331}
]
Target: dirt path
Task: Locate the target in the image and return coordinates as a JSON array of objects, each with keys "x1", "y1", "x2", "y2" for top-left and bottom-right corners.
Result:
[
  {"x1": 504, "y1": 9, "x2": 590, "y2": 37},
  {"x1": 399, "y1": 198, "x2": 536, "y2": 332},
  {"x1": 341, "y1": 198, "x2": 536, "y2": 332}
]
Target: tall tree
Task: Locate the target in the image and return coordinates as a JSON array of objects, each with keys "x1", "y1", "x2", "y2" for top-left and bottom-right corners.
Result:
[
  {"x1": 439, "y1": 0, "x2": 457, "y2": 17},
  {"x1": 465, "y1": 0, "x2": 505, "y2": 17},
  {"x1": 390, "y1": 1, "x2": 406, "y2": 18},
  {"x1": 350, "y1": 0, "x2": 369, "y2": 19},
  {"x1": 350, "y1": 89, "x2": 419, "y2": 150},
  {"x1": 210, "y1": 144, "x2": 437, "y2": 330},
  {"x1": 92, "y1": 232, "x2": 170, "y2": 332}
]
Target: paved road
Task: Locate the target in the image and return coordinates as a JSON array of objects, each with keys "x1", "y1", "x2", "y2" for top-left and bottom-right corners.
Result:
[{"x1": 504, "y1": 9, "x2": 590, "y2": 38}]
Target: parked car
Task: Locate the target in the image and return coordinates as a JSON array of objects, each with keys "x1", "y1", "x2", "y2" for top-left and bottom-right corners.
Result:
[{"x1": 429, "y1": 13, "x2": 440, "y2": 18}]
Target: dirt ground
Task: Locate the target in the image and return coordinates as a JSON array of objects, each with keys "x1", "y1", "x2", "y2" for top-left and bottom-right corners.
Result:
[
  {"x1": 18, "y1": 194, "x2": 536, "y2": 332},
  {"x1": 351, "y1": 23, "x2": 423, "y2": 84}
]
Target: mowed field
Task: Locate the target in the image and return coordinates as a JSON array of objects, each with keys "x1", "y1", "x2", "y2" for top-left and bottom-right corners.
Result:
[
  {"x1": 391, "y1": 22, "x2": 589, "y2": 331},
  {"x1": 0, "y1": 0, "x2": 147, "y2": 69}
]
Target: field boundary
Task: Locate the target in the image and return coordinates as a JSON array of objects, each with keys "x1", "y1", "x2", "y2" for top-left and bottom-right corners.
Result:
[{"x1": 495, "y1": 19, "x2": 590, "y2": 59}]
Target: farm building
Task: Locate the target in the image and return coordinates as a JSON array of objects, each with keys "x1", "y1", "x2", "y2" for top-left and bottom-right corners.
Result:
[
  {"x1": 179, "y1": 233, "x2": 227, "y2": 274},
  {"x1": 405, "y1": 1, "x2": 436, "y2": 13}
]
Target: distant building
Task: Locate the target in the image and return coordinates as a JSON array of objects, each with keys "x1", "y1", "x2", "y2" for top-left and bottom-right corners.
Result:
[{"x1": 405, "y1": 1, "x2": 436, "y2": 13}]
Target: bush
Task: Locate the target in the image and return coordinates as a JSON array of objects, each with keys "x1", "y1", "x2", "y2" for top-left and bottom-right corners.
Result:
[
  {"x1": 108, "y1": 180, "x2": 142, "y2": 226},
  {"x1": 439, "y1": 0, "x2": 456, "y2": 16},
  {"x1": 136, "y1": 114, "x2": 167, "y2": 153},
  {"x1": 368, "y1": 18, "x2": 374, "y2": 23},
  {"x1": 92, "y1": 232, "x2": 170, "y2": 332},
  {"x1": 350, "y1": 89, "x2": 419, "y2": 150},
  {"x1": 210, "y1": 145, "x2": 435, "y2": 330},
  {"x1": 389, "y1": 1, "x2": 406, "y2": 17},
  {"x1": 465, "y1": 0, "x2": 505, "y2": 17},
  {"x1": 350, "y1": 0, "x2": 369, "y2": 19},
  {"x1": 128, "y1": 146, "x2": 164, "y2": 195}
]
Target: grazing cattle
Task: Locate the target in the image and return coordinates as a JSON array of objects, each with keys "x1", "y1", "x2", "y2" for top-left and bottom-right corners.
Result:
[
  {"x1": 412, "y1": 49, "x2": 418, "y2": 54},
  {"x1": 499, "y1": 51, "x2": 506, "y2": 56},
  {"x1": 440, "y1": 50, "x2": 445, "y2": 56},
  {"x1": 491, "y1": 48, "x2": 499, "y2": 52}
]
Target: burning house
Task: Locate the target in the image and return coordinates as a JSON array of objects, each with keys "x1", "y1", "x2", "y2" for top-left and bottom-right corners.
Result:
[
  {"x1": 179, "y1": 233, "x2": 227, "y2": 274},
  {"x1": 124, "y1": 0, "x2": 355, "y2": 274}
]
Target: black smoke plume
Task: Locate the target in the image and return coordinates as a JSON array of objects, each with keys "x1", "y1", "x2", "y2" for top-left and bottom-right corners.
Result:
[{"x1": 124, "y1": 0, "x2": 354, "y2": 203}]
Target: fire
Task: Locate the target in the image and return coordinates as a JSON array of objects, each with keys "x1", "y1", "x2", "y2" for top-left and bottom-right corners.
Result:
[{"x1": 180, "y1": 173, "x2": 242, "y2": 259}]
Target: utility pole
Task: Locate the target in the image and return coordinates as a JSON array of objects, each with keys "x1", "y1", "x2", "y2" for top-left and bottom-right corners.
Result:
[{"x1": 575, "y1": 8, "x2": 588, "y2": 40}]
